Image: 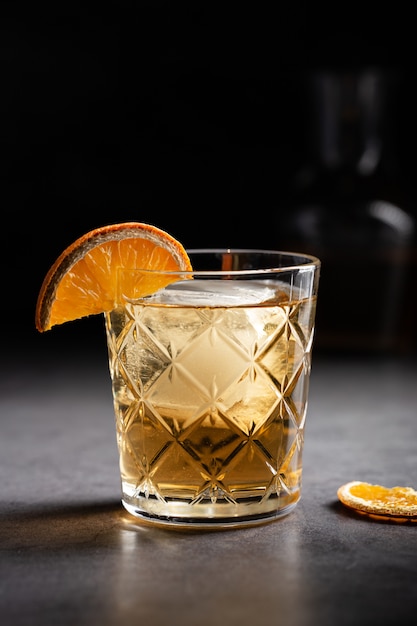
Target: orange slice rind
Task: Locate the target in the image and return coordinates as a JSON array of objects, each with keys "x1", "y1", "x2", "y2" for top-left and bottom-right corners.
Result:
[
  {"x1": 35, "y1": 222, "x2": 192, "y2": 332},
  {"x1": 337, "y1": 480, "x2": 417, "y2": 522}
]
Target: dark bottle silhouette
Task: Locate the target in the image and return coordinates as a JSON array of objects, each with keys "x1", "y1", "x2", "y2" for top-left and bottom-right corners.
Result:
[{"x1": 276, "y1": 68, "x2": 415, "y2": 355}]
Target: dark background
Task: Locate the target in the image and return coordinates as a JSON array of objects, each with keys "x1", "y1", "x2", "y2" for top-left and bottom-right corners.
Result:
[{"x1": 2, "y1": 2, "x2": 416, "y2": 359}]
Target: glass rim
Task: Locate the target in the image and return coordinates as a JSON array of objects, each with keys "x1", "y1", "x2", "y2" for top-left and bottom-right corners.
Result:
[
  {"x1": 119, "y1": 249, "x2": 321, "y2": 277},
  {"x1": 189, "y1": 247, "x2": 320, "y2": 263}
]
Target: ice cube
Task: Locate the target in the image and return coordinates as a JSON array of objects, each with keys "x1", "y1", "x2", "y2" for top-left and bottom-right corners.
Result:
[{"x1": 148, "y1": 279, "x2": 279, "y2": 306}]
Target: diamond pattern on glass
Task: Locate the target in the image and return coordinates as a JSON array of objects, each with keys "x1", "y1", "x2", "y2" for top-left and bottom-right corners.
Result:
[{"x1": 106, "y1": 293, "x2": 315, "y2": 509}]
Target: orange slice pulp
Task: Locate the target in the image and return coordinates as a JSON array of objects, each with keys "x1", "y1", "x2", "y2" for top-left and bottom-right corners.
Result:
[{"x1": 35, "y1": 222, "x2": 192, "y2": 332}]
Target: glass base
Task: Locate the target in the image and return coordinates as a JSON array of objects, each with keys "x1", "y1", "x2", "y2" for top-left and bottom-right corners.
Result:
[{"x1": 121, "y1": 494, "x2": 300, "y2": 530}]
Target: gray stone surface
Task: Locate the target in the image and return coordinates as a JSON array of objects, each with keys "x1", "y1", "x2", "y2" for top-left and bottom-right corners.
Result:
[{"x1": 1, "y1": 352, "x2": 417, "y2": 626}]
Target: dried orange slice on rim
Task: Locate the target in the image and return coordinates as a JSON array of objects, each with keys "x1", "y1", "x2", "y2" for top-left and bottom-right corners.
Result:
[
  {"x1": 35, "y1": 222, "x2": 192, "y2": 332},
  {"x1": 337, "y1": 481, "x2": 417, "y2": 522}
]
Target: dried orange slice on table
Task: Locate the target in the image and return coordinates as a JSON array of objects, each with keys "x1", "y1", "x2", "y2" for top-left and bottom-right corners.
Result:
[
  {"x1": 35, "y1": 222, "x2": 192, "y2": 332},
  {"x1": 337, "y1": 481, "x2": 417, "y2": 523}
]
